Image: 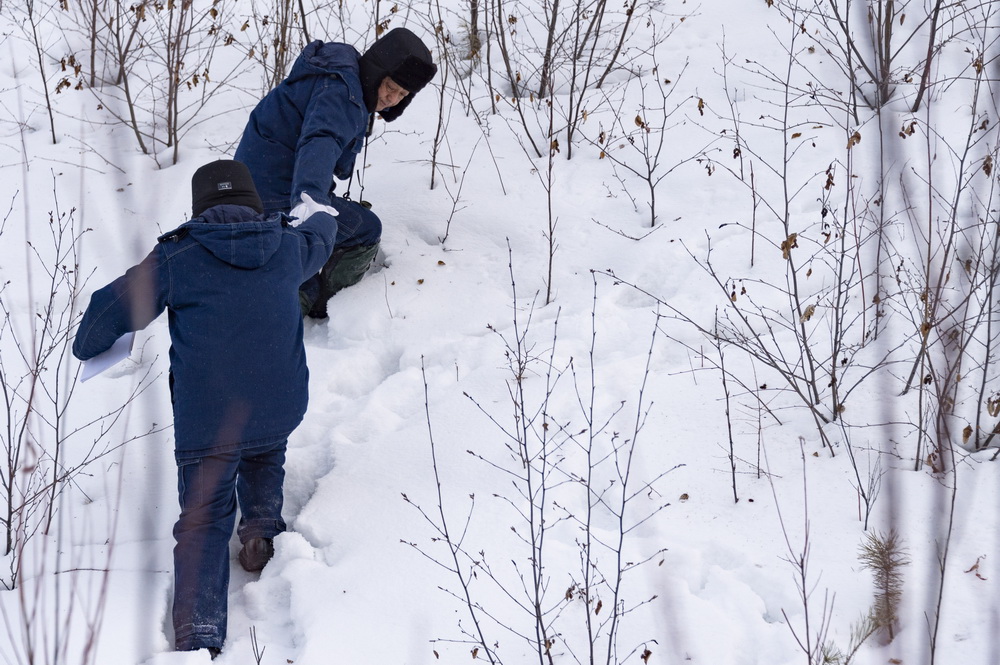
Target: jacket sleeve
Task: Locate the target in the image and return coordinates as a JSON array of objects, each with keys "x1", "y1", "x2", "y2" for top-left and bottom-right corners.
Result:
[
  {"x1": 291, "y1": 76, "x2": 364, "y2": 210},
  {"x1": 333, "y1": 128, "x2": 362, "y2": 181},
  {"x1": 295, "y1": 211, "x2": 339, "y2": 277},
  {"x1": 72, "y1": 247, "x2": 169, "y2": 361}
]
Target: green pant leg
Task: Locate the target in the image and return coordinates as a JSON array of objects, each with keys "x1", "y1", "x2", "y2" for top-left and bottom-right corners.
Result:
[
  {"x1": 306, "y1": 242, "x2": 380, "y2": 319},
  {"x1": 324, "y1": 242, "x2": 380, "y2": 294}
]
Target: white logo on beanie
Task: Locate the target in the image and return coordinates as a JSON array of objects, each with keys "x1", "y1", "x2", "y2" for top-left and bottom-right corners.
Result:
[{"x1": 218, "y1": 182, "x2": 233, "y2": 191}]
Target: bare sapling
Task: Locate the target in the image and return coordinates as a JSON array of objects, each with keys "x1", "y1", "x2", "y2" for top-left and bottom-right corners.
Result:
[
  {"x1": 405, "y1": 242, "x2": 566, "y2": 663},
  {"x1": 563, "y1": 0, "x2": 687, "y2": 160},
  {"x1": 488, "y1": 0, "x2": 524, "y2": 101},
  {"x1": 590, "y1": 55, "x2": 698, "y2": 227},
  {"x1": 435, "y1": 136, "x2": 481, "y2": 244},
  {"x1": 565, "y1": 274, "x2": 674, "y2": 665},
  {"x1": 777, "y1": 0, "x2": 952, "y2": 113},
  {"x1": 72, "y1": 0, "x2": 104, "y2": 89},
  {"x1": 67, "y1": 1, "x2": 255, "y2": 164},
  {"x1": 428, "y1": 0, "x2": 453, "y2": 192},
  {"x1": 543, "y1": 99, "x2": 557, "y2": 305},
  {"x1": 243, "y1": 0, "x2": 309, "y2": 93},
  {"x1": 423, "y1": 0, "x2": 511, "y2": 233},
  {"x1": 619, "y1": 296, "x2": 779, "y2": 497},
  {"x1": 839, "y1": 423, "x2": 883, "y2": 531},
  {"x1": 677, "y1": 4, "x2": 918, "y2": 460},
  {"x1": 403, "y1": 358, "x2": 499, "y2": 664},
  {"x1": 1, "y1": 171, "x2": 159, "y2": 588},
  {"x1": 93, "y1": 0, "x2": 150, "y2": 154},
  {"x1": 925, "y1": 463, "x2": 959, "y2": 664},
  {"x1": 481, "y1": 0, "x2": 673, "y2": 160},
  {"x1": 405, "y1": 247, "x2": 672, "y2": 664},
  {"x1": 250, "y1": 625, "x2": 267, "y2": 664},
  {"x1": 153, "y1": 0, "x2": 244, "y2": 165},
  {"x1": 768, "y1": 437, "x2": 836, "y2": 665},
  {"x1": 6, "y1": 0, "x2": 60, "y2": 144},
  {"x1": 893, "y1": 2, "x2": 1000, "y2": 469},
  {"x1": 0, "y1": 168, "x2": 161, "y2": 665},
  {"x1": 715, "y1": 311, "x2": 740, "y2": 504}
]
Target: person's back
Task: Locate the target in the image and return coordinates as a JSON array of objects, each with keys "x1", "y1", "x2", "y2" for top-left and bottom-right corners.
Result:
[
  {"x1": 73, "y1": 165, "x2": 337, "y2": 456},
  {"x1": 72, "y1": 160, "x2": 338, "y2": 658},
  {"x1": 153, "y1": 203, "x2": 320, "y2": 452}
]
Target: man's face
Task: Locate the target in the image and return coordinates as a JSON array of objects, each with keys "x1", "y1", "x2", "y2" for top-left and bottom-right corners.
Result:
[{"x1": 376, "y1": 77, "x2": 410, "y2": 112}]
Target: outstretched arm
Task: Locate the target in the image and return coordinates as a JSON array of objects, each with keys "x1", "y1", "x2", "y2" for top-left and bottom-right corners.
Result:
[
  {"x1": 294, "y1": 210, "x2": 339, "y2": 277},
  {"x1": 290, "y1": 76, "x2": 364, "y2": 209},
  {"x1": 72, "y1": 248, "x2": 168, "y2": 361}
]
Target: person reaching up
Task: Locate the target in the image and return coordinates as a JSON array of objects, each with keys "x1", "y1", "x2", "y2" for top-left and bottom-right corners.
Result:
[{"x1": 234, "y1": 26, "x2": 438, "y2": 319}]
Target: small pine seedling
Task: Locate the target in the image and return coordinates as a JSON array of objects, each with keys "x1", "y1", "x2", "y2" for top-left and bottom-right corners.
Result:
[{"x1": 858, "y1": 529, "x2": 909, "y2": 641}]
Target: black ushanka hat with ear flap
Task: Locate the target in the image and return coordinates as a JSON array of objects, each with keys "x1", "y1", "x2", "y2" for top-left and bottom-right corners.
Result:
[{"x1": 358, "y1": 27, "x2": 438, "y2": 122}]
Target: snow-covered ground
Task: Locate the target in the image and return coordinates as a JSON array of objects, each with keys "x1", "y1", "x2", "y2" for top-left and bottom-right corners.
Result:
[{"x1": 2, "y1": 1, "x2": 999, "y2": 664}]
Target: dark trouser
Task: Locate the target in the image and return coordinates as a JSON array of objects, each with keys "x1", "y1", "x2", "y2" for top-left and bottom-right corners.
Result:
[
  {"x1": 172, "y1": 439, "x2": 288, "y2": 652},
  {"x1": 299, "y1": 197, "x2": 382, "y2": 318},
  {"x1": 329, "y1": 196, "x2": 382, "y2": 248}
]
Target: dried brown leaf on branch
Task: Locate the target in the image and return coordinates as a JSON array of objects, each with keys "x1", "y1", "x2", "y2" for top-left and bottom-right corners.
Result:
[
  {"x1": 964, "y1": 556, "x2": 988, "y2": 580},
  {"x1": 780, "y1": 233, "x2": 798, "y2": 259}
]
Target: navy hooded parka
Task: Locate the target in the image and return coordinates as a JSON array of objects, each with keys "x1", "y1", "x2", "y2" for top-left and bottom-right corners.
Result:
[
  {"x1": 234, "y1": 41, "x2": 370, "y2": 214},
  {"x1": 72, "y1": 204, "x2": 336, "y2": 458}
]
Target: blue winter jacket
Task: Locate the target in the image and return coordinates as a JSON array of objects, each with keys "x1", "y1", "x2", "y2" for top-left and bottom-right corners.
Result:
[
  {"x1": 234, "y1": 41, "x2": 371, "y2": 214},
  {"x1": 72, "y1": 205, "x2": 337, "y2": 458}
]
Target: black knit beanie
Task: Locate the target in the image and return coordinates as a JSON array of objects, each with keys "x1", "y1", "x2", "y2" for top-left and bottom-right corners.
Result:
[
  {"x1": 359, "y1": 27, "x2": 437, "y2": 121},
  {"x1": 191, "y1": 160, "x2": 264, "y2": 217}
]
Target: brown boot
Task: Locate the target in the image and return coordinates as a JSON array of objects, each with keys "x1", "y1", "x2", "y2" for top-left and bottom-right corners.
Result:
[{"x1": 238, "y1": 537, "x2": 274, "y2": 572}]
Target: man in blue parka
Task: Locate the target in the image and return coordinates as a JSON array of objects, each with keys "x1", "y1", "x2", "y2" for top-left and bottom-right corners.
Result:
[
  {"x1": 234, "y1": 26, "x2": 437, "y2": 319},
  {"x1": 73, "y1": 160, "x2": 337, "y2": 658}
]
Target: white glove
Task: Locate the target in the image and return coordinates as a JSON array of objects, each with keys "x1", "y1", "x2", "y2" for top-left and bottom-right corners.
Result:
[{"x1": 288, "y1": 192, "x2": 339, "y2": 227}]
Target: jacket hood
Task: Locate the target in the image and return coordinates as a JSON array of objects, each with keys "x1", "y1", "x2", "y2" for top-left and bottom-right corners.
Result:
[
  {"x1": 287, "y1": 41, "x2": 362, "y2": 84},
  {"x1": 183, "y1": 205, "x2": 285, "y2": 269}
]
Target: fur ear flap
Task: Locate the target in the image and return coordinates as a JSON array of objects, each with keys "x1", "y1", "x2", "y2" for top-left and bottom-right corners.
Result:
[{"x1": 378, "y1": 94, "x2": 415, "y2": 123}]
